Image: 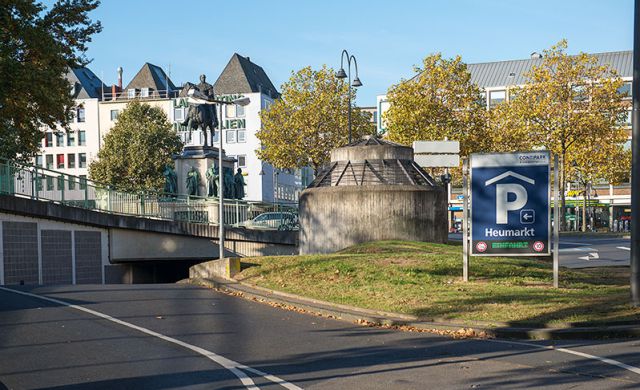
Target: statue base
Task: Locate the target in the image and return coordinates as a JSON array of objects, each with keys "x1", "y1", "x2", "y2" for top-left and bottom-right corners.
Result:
[{"x1": 173, "y1": 145, "x2": 236, "y2": 197}]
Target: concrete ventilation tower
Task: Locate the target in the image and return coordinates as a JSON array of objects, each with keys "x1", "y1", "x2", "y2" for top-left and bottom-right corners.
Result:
[{"x1": 299, "y1": 136, "x2": 448, "y2": 254}]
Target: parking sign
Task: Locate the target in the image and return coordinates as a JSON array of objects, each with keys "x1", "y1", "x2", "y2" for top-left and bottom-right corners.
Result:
[{"x1": 470, "y1": 151, "x2": 550, "y2": 256}]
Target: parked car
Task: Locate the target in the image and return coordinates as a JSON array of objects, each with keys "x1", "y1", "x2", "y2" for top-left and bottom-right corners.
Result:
[{"x1": 234, "y1": 212, "x2": 299, "y2": 231}]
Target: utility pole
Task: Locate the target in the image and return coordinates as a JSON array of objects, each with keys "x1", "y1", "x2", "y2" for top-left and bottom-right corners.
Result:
[{"x1": 631, "y1": 0, "x2": 640, "y2": 306}]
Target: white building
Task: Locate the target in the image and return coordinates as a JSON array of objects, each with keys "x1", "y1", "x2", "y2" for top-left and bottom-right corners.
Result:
[
  {"x1": 36, "y1": 67, "x2": 105, "y2": 188},
  {"x1": 36, "y1": 54, "x2": 309, "y2": 204}
]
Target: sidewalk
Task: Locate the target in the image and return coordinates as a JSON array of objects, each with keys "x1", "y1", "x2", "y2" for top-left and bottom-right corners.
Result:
[{"x1": 182, "y1": 276, "x2": 640, "y2": 341}]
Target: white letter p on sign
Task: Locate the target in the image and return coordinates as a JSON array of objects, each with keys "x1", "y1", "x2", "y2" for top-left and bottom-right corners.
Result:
[{"x1": 495, "y1": 184, "x2": 528, "y2": 224}]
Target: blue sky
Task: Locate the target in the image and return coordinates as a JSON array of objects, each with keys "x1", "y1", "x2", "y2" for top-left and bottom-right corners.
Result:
[{"x1": 75, "y1": 0, "x2": 632, "y2": 106}]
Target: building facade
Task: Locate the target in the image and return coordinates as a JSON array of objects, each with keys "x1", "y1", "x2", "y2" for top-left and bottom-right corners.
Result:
[
  {"x1": 35, "y1": 54, "x2": 307, "y2": 204},
  {"x1": 376, "y1": 50, "x2": 633, "y2": 231}
]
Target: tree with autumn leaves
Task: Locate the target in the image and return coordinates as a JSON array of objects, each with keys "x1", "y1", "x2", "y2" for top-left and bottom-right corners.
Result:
[
  {"x1": 385, "y1": 40, "x2": 630, "y2": 230},
  {"x1": 257, "y1": 65, "x2": 372, "y2": 173}
]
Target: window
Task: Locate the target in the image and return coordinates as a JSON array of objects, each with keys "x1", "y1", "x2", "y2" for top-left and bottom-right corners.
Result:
[
  {"x1": 67, "y1": 131, "x2": 75, "y2": 146},
  {"x1": 46, "y1": 175, "x2": 54, "y2": 191},
  {"x1": 78, "y1": 130, "x2": 86, "y2": 146},
  {"x1": 140, "y1": 87, "x2": 149, "y2": 97},
  {"x1": 237, "y1": 130, "x2": 246, "y2": 143},
  {"x1": 128, "y1": 89, "x2": 136, "y2": 98},
  {"x1": 489, "y1": 90, "x2": 505, "y2": 107},
  {"x1": 226, "y1": 130, "x2": 236, "y2": 143},
  {"x1": 212, "y1": 130, "x2": 219, "y2": 143},
  {"x1": 76, "y1": 107, "x2": 85, "y2": 123},
  {"x1": 68, "y1": 176, "x2": 76, "y2": 190},
  {"x1": 79, "y1": 175, "x2": 87, "y2": 190},
  {"x1": 237, "y1": 155, "x2": 246, "y2": 167},
  {"x1": 35, "y1": 155, "x2": 43, "y2": 167},
  {"x1": 618, "y1": 82, "x2": 632, "y2": 99},
  {"x1": 236, "y1": 103, "x2": 245, "y2": 117},
  {"x1": 56, "y1": 154, "x2": 64, "y2": 169},
  {"x1": 79, "y1": 153, "x2": 86, "y2": 168},
  {"x1": 226, "y1": 104, "x2": 236, "y2": 118},
  {"x1": 67, "y1": 153, "x2": 76, "y2": 168},
  {"x1": 45, "y1": 133, "x2": 53, "y2": 147},
  {"x1": 174, "y1": 108, "x2": 184, "y2": 122},
  {"x1": 46, "y1": 154, "x2": 53, "y2": 169},
  {"x1": 110, "y1": 110, "x2": 119, "y2": 121},
  {"x1": 56, "y1": 133, "x2": 64, "y2": 147},
  {"x1": 57, "y1": 175, "x2": 64, "y2": 191}
]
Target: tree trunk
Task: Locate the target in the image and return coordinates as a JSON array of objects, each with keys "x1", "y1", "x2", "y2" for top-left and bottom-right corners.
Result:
[
  {"x1": 560, "y1": 154, "x2": 567, "y2": 232},
  {"x1": 582, "y1": 188, "x2": 587, "y2": 232}
]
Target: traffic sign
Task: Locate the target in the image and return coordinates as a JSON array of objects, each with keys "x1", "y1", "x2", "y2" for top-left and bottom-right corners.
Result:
[{"x1": 470, "y1": 151, "x2": 550, "y2": 256}]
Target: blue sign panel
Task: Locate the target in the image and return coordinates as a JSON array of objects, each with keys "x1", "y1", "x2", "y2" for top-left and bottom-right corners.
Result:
[{"x1": 470, "y1": 152, "x2": 550, "y2": 256}]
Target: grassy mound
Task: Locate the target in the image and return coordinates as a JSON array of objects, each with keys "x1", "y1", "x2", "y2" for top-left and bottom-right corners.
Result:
[{"x1": 235, "y1": 241, "x2": 639, "y2": 326}]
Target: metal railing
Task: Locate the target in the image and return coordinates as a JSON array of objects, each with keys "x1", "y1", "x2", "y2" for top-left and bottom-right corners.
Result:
[
  {"x1": 0, "y1": 158, "x2": 297, "y2": 227},
  {"x1": 101, "y1": 89, "x2": 179, "y2": 102}
]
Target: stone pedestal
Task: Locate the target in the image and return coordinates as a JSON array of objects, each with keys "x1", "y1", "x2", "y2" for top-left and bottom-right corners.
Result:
[{"x1": 173, "y1": 145, "x2": 236, "y2": 197}]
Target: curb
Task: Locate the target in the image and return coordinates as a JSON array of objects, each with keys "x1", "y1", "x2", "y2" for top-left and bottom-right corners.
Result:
[{"x1": 181, "y1": 277, "x2": 640, "y2": 340}]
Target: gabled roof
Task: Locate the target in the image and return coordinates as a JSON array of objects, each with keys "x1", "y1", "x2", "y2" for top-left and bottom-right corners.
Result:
[
  {"x1": 214, "y1": 53, "x2": 280, "y2": 98},
  {"x1": 468, "y1": 50, "x2": 632, "y2": 89},
  {"x1": 66, "y1": 67, "x2": 106, "y2": 99},
  {"x1": 124, "y1": 63, "x2": 177, "y2": 92}
]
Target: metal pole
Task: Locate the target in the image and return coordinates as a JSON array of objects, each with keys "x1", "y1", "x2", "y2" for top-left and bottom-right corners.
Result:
[
  {"x1": 462, "y1": 158, "x2": 469, "y2": 282},
  {"x1": 554, "y1": 154, "x2": 560, "y2": 288},
  {"x1": 348, "y1": 60, "x2": 352, "y2": 144},
  {"x1": 631, "y1": 0, "x2": 640, "y2": 306},
  {"x1": 219, "y1": 102, "x2": 225, "y2": 261}
]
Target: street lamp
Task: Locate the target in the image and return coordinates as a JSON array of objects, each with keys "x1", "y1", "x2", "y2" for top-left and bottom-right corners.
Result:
[
  {"x1": 187, "y1": 89, "x2": 250, "y2": 261},
  {"x1": 337, "y1": 50, "x2": 362, "y2": 144}
]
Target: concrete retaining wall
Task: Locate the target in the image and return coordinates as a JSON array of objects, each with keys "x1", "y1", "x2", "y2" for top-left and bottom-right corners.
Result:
[{"x1": 299, "y1": 185, "x2": 447, "y2": 254}]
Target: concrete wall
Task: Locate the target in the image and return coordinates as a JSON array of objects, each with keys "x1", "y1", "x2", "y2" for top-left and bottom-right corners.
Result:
[
  {"x1": 0, "y1": 194, "x2": 297, "y2": 285},
  {"x1": 0, "y1": 212, "x2": 108, "y2": 285},
  {"x1": 299, "y1": 185, "x2": 447, "y2": 254}
]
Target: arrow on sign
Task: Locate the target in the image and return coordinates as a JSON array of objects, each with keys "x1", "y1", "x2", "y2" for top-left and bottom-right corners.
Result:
[{"x1": 522, "y1": 213, "x2": 533, "y2": 221}]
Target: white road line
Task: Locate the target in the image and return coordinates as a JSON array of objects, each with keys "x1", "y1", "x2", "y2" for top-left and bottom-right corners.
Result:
[
  {"x1": 0, "y1": 287, "x2": 302, "y2": 390},
  {"x1": 617, "y1": 246, "x2": 631, "y2": 251},
  {"x1": 485, "y1": 338, "x2": 640, "y2": 376}
]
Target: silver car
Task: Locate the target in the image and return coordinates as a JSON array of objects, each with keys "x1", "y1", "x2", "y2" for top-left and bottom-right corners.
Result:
[{"x1": 235, "y1": 212, "x2": 299, "y2": 230}]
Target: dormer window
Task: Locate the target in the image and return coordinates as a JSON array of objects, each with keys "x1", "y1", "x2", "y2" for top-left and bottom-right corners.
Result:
[
  {"x1": 140, "y1": 87, "x2": 149, "y2": 98},
  {"x1": 128, "y1": 88, "x2": 136, "y2": 98}
]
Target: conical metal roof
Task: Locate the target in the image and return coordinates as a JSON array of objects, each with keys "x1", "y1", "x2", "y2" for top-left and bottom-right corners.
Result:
[{"x1": 307, "y1": 136, "x2": 437, "y2": 188}]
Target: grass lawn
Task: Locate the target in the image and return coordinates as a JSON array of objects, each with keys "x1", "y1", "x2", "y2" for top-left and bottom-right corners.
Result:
[{"x1": 235, "y1": 240, "x2": 640, "y2": 327}]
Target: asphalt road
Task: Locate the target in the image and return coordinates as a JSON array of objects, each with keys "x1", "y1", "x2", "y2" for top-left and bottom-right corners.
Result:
[
  {"x1": 448, "y1": 233, "x2": 631, "y2": 268},
  {"x1": 1, "y1": 284, "x2": 640, "y2": 389}
]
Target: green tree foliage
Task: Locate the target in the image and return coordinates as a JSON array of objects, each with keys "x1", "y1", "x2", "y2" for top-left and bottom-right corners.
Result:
[
  {"x1": 89, "y1": 102, "x2": 183, "y2": 192},
  {"x1": 384, "y1": 53, "x2": 488, "y2": 157},
  {"x1": 0, "y1": 0, "x2": 102, "y2": 162},
  {"x1": 491, "y1": 40, "x2": 629, "y2": 229},
  {"x1": 257, "y1": 65, "x2": 372, "y2": 173}
]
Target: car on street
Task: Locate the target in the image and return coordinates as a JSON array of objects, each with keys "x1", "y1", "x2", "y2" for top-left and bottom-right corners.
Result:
[{"x1": 234, "y1": 211, "x2": 299, "y2": 231}]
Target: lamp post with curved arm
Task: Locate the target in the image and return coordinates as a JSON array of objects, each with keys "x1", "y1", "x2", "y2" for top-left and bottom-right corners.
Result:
[{"x1": 336, "y1": 50, "x2": 363, "y2": 144}]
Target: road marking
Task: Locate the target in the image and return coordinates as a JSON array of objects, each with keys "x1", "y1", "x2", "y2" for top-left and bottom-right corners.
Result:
[
  {"x1": 0, "y1": 287, "x2": 302, "y2": 390},
  {"x1": 485, "y1": 339, "x2": 640, "y2": 376},
  {"x1": 558, "y1": 247, "x2": 596, "y2": 253},
  {"x1": 618, "y1": 246, "x2": 631, "y2": 251}
]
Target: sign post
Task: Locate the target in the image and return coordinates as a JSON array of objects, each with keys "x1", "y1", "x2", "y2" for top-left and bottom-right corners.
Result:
[
  {"x1": 553, "y1": 154, "x2": 560, "y2": 288},
  {"x1": 462, "y1": 158, "x2": 469, "y2": 282},
  {"x1": 470, "y1": 151, "x2": 551, "y2": 257}
]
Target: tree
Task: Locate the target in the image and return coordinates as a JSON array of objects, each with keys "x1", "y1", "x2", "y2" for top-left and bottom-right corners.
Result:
[
  {"x1": 257, "y1": 65, "x2": 372, "y2": 173},
  {"x1": 384, "y1": 53, "x2": 488, "y2": 157},
  {"x1": 0, "y1": 0, "x2": 102, "y2": 162},
  {"x1": 89, "y1": 101, "x2": 183, "y2": 192},
  {"x1": 491, "y1": 40, "x2": 629, "y2": 230}
]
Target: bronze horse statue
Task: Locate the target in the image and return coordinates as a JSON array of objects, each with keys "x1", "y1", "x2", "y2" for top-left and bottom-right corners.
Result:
[{"x1": 179, "y1": 80, "x2": 219, "y2": 147}]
